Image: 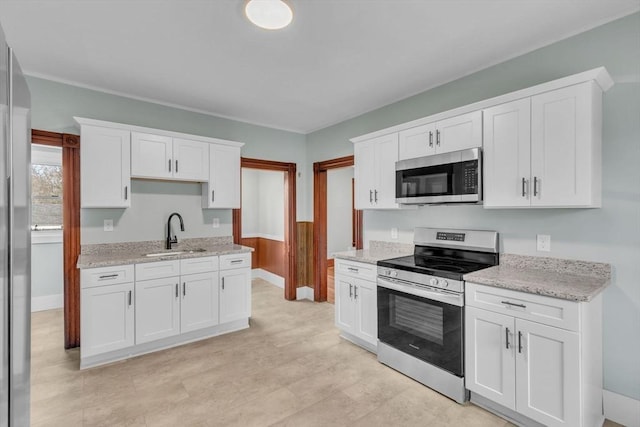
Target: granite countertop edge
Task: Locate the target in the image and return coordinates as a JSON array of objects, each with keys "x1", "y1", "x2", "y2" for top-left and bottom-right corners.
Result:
[{"x1": 77, "y1": 245, "x2": 253, "y2": 269}]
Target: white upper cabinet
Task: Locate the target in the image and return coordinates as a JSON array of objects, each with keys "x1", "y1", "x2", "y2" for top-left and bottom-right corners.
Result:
[
  {"x1": 202, "y1": 144, "x2": 241, "y2": 209},
  {"x1": 484, "y1": 82, "x2": 602, "y2": 208},
  {"x1": 131, "y1": 132, "x2": 209, "y2": 182},
  {"x1": 398, "y1": 111, "x2": 482, "y2": 160},
  {"x1": 354, "y1": 133, "x2": 399, "y2": 209},
  {"x1": 80, "y1": 125, "x2": 131, "y2": 208}
]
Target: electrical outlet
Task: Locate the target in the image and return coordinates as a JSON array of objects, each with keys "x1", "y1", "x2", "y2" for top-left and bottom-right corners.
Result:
[
  {"x1": 212, "y1": 218, "x2": 220, "y2": 229},
  {"x1": 537, "y1": 234, "x2": 551, "y2": 252},
  {"x1": 104, "y1": 219, "x2": 114, "y2": 232},
  {"x1": 391, "y1": 227, "x2": 398, "y2": 239}
]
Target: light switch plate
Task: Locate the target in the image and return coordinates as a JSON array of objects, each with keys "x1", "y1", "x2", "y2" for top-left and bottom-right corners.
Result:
[
  {"x1": 537, "y1": 234, "x2": 551, "y2": 252},
  {"x1": 104, "y1": 219, "x2": 114, "y2": 232},
  {"x1": 212, "y1": 218, "x2": 220, "y2": 229},
  {"x1": 391, "y1": 227, "x2": 398, "y2": 239}
]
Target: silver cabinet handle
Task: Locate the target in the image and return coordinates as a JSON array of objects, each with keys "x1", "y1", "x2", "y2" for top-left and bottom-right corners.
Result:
[
  {"x1": 501, "y1": 300, "x2": 526, "y2": 309},
  {"x1": 99, "y1": 274, "x2": 118, "y2": 279},
  {"x1": 354, "y1": 286, "x2": 358, "y2": 300},
  {"x1": 533, "y1": 176, "x2": 538, "y2": 196},
  {"x1": 230, "y1": 259, "x2": 243, "y2": 264},
  {"x1": 128, "y1": 290, "x2": 132, "y2": 306},
  {"x1": 183, "y1": 282, "x2": 186, "y2": 296},
  {"x1": 347, "y1": 267, "x2": 359, "y2": 273},
  {"x1": 518, "y1": 331, "x2": 523, "y2": 353},
  {"x1": 349, "y1": 284, "x2": 352, "y2": 298},
  {"x1": 175, "y1": 283, "x2": 179, "y2": 298},
  {"x1": 168, "y1": 159, "x2": 172, "y2": 172},
  {"x1": 175, "y1": 160, "x2": 178, "y2": 173},
  {"x1": 369, "y1": 190, "x2": 373, "y2": 203},
  {"x1": 436, "y1": 129, "x2": 441, "y2": 146},
  {"x1": 124, "y1": 186, "x2": 128, "y2": 200},
  {"x1": 374, "y1": 190, "x2": 378, "y2": 203},
  {"x1": 211, "y1": 190, "x2": 215, "y2": 202},
  {"x1": 522, "y1": 177, "x2": 526, "y2": 197},
  {"x1": 428, "y1": 131, "x2": 433, "y2": 147},
  {"x1": 222, "y1": 277, "x2": 225, "y2": 290},
  {"x1": 505, "y1": 327, "x2": 510, "y2": 349}
]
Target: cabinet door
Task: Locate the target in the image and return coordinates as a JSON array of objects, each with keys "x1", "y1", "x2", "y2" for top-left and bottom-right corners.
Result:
[
  {"x1": 135, "y1": 277, "x2": 181, "y2": 344},
  {"x1": 81, "y1": 282, "x2": 134, "y2": 357},
  {"x1": 131, "y1": 132, "x2": 173, "y2": 179},
  {"x1": 181, "y1": 272, "x2": 219, "y2": 333},
  {"x1": 373, "y1": 133, "x2": 399, "y2": 209},
  {"x1": 354, "y1": 140, "x2": 376, "y2": 209},
  {"x1": 203, "y1": 145, "x2": 241, "y2": 208},
  {"x1": 334, "y1": 275, "x2": 355, "y2": 333},
  {"x1": 465, "y1": 306, "x2": 516, "y2": 409},
  {"x1": 354, "y1": 278, "x2": 377, "y2": 346},
  {"x1": 515, "y1": 319, "x2": 580, "y2": 427},
  {"x1": 531, "y1": 82, "x2": 598, "y2": 207},
  {"x1": 398, "y1": 123, "x2": 436, "y2": 160},
  {"x1": 436, "y1": 111, "x2": 482, "y2": 154},
  {"x1": 483, "y1": 99, "x2": 532, "y2": 208},
  {"x1": 80, "y1": 126, "x2": 131, "y2": 208},
  {"x1": 173, "y1": 138, "x2": 209, "y2": 181},
  {"x1": 219, "y1": 269, "x2": 251, "y2": 323}
]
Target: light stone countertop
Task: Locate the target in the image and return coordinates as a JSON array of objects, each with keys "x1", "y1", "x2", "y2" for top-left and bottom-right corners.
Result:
[
  {"x1": 77, "y1": 236, "x2": 253, "y2": 269},
  {"x1": 332, "y1": 241, "x2": 413, "y2": 265},
  {"x1": 464, "y1": 253, "x2": 611, "y2": 302}
]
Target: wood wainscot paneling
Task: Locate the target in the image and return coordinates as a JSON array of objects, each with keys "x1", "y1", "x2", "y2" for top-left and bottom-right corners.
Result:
[
  {"x1": 240, "y1": 237, "x2": 259, "y2": 268},
  {"x1": 327, "y1": 258, "x2": 335, "y2": 304},
  {"x1": 296, "y1": 222, "x2": 313, "y2": 288},
  {"x1": 257, "y1": 237, "x2": 285, "y2": 278}
]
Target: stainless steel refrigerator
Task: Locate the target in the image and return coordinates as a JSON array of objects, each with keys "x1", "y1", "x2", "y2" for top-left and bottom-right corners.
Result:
[{"x1": 0, "y1": 23, "x2": 31, "y2": 427}]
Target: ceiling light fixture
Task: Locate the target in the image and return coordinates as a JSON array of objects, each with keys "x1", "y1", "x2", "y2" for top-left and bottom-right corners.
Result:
[{"x1": 245, "y1": 0, "x2": 293, "y2": 30}]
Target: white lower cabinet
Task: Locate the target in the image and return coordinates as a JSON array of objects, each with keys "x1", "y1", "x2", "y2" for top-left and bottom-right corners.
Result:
[
  {"x1": 135, "y1": 276, "x2": 181, "y2": 344},
  {"x1": 465, "y1": 283, "x2": 602, "y2": 427},
  {"x1": 219, "y1": 265, "x2": 251, "y2": 323},
  {"x1": 181, "y1": 271, "x2": 219, "y2": 333},
  {"x1": 334, "y1": 259, "x2": 377, "y2": 352}
]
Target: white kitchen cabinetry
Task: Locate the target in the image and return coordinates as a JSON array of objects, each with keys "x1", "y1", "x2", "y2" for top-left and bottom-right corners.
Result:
[
  {"x1": 131, "y1": 132, "x2": 209, "y2": 182},
  {"x1": 202, "y1": 144, "x2": 241, "y2": 209},
  {"x1": 181, "y1": 271, "x2": 220, "y2": 333},
  {"x1": 484, "y1": 82, "x2": 602, "y2": 208},
  {"x1": 334, "y1": 259, "x2": 377, "y2": 352},
  {"x1": 398, "y1": 111, "x2": 482, "y2": 160},
  {"x1": 465, "y1": 283, "x2": 603, "y2": 427},
  {"x1": 219, "y1": 253, "x2": 251, "y2": 324},
  {"x1": 80, "y1": 265, "x2": 135, "y2": 358},
  {"x1": 80, "y1": 125, "x2": 131, "y2": 208},
  {"x1": 354, "y1": 133, "x2": 399, "y2": 209},
  {"x1": 135, "y1": 276, "x2": 181, "y2": 344}
]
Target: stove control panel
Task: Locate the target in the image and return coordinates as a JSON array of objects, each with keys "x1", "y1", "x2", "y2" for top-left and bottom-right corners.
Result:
[{"x1": 377, "y1": 266, "x2": 464, "y2": 293}]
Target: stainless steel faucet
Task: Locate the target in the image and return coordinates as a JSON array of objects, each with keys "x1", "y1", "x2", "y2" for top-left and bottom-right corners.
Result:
[{"x1": 166, "y1": 212, "x2": 185, "y2": 249}]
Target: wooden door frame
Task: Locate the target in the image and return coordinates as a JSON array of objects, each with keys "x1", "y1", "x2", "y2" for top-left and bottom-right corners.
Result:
[
  {"x1": 232, "y1": 158, "x2": 297, "y2": 300},
  {"x1": 31, "y1": 129, "x2": 81, "y2": 349},
  {"x1": 313, "y1": 155, "x2": 362, "y2": 302}
]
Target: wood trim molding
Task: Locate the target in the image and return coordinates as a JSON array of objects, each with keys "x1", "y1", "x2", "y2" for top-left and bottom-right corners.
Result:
[
  {"x1": 313, "y1": 155, "x2": 362, "y2": 302},
  {"x1": 233, "y1": 157, "x2": 298, "y2": 300},
  {"x1": 32, "y1": 129, "x2": 81, "y2": 349}
]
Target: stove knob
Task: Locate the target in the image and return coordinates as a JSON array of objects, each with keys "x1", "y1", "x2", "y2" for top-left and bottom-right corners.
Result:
[
  {"x1": 429, "y1": 278, "x2": 438, "y2": 287},
  {"x1": 384, "y1": 269, "x2": 391, "y2": 276},
  {"x1": 439, "y1": 279, "x2": 449, "y2": 288},
  {"x1": 390, "y1": 270, "x2": 398, "y2": 278}
]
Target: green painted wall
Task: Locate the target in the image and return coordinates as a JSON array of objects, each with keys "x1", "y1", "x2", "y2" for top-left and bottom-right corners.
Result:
[{"x1": 306, "y1": 13, "x2": 640, "y2": 400}]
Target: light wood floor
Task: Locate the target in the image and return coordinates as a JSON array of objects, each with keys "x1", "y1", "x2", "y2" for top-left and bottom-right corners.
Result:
[{"x1": 31, "y1": 279, "x2": 620, "y2": 426}]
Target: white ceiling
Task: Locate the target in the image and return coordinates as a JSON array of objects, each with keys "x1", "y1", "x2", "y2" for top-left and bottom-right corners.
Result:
[{"x1": 0, "y1": 0, "x2": 638, "y2": 133}]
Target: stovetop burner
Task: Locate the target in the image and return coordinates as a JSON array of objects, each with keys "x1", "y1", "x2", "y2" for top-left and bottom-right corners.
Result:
[{"x1": 378, "y1": 254, "x2": 494, "y2": 281}]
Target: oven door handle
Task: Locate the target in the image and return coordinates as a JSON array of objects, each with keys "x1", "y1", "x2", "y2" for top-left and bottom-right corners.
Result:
[{"x1": 377, "y1": 277, "x2": 463, "y2": 307}]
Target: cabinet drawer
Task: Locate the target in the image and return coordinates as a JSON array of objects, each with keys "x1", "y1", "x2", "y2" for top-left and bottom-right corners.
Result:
[
  {"x1": 180, "y1": 256, "x2": 219, "y2": 275},
  {"x1": 466, "y1": 282, "x2": 579, "y2": 331},
  {"x1": 81, "y1": 264, "x2": 134, "y2": 288},
  {"x1": 335, "y1": 259, "x2": 377, "y2": 281},
  {"x1": 135, "y1": 260, "x2": 180, "y2": 281},
  {"x1": 219, "y1": 253, "x2": 251, "y2": 270}
]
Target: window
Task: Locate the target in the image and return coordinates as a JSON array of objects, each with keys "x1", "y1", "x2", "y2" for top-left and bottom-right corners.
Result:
[{"x1": 31, "y1": 145, "x2": 63, "y2": 231}]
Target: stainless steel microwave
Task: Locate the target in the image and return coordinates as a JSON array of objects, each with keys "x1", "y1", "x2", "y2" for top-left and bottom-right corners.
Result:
[{"x1": 395, "y1": 148, "x2": 482, "y2": 205}]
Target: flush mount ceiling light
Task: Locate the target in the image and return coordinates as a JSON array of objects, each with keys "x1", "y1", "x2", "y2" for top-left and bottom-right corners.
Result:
[{"x1": 245, "y1": 0, "x2": 293, "y2": 30}]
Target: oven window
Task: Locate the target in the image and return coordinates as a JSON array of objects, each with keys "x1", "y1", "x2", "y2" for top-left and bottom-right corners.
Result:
[{"x1": 390, "y1": 294, "x2": 443, "y2": 346}]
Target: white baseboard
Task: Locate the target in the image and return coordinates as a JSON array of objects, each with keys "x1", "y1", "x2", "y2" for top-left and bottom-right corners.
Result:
[
  {"x1": 604, "y1": 390, "x2": 640, "y2": 427},
  {"x1": 296, "y1": 286, "x2": 314, "y2": 301},
  {"x1": 252, "y1": 269, "x2": 284, "y2": 288},
  {"x1": 31, "y1": 294, "x2": 63, "y2": 312}
]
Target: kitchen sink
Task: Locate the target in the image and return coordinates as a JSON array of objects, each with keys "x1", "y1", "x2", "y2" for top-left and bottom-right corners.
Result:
[{"x1": 144, "y1": 248, "x2": 207, "y2": 257}]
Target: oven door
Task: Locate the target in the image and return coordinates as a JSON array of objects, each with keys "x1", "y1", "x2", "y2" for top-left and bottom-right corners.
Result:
[
  {"x1": 377, "y1": 277, "x2": 464, "y2": 377},
  {"x1": 395, "y1": 148, "x2": 481, "y2": 204}
]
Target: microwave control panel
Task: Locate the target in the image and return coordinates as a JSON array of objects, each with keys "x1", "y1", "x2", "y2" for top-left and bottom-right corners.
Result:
[{"x1": 462, "y1": 162, "x2": 478, "y2": 192}]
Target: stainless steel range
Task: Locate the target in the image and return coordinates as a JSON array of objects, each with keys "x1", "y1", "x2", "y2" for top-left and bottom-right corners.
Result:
[{"x1": 376, "y1": 227, "x2": 499, "y2": 403}]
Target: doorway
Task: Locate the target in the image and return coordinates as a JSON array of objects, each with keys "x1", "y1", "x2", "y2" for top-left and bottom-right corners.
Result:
[
  {"x1": 232, "y1": 158, "x2": 297, "y2": 300},
  {"x1": 313, "y1": 155, "x2": 363, "y2": 302}
]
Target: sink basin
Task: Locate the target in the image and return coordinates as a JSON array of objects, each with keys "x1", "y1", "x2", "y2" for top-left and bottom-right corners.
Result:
[{"x1": 144, "y1": 248, "x2": 207, "y2": 257}]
